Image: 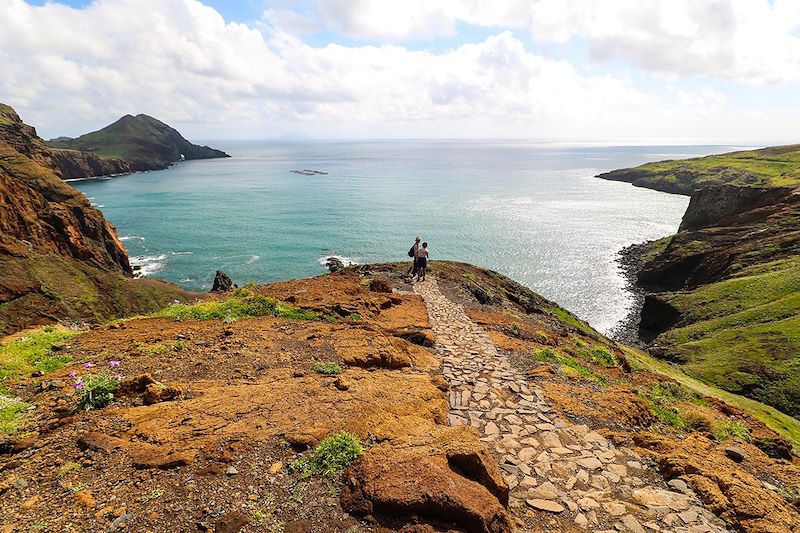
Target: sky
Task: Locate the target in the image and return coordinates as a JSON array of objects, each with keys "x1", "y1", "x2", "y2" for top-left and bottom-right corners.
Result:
[{"x1": 3, "y1": 0, "x2": 800, "y2": 142}]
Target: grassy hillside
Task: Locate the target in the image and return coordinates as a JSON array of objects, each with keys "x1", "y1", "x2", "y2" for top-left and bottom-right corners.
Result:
[
  {"x1": 608, "y1": 142, "x2": 800, "y2": 419},
  {"x1": 48, "y1": 114, "x2": 228, "y2": 170},
  {"x1": 651, "y1": 256, "x2": 800, "y2": 417},
  {"x1": 598, "y1": 144, "x2": 800, "y2": 194}
]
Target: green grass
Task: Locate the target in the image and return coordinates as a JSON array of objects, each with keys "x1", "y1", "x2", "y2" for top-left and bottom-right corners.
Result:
[
  {"x1": 547, "y1": 307, "x2": 600, "y2": 339},
  {"x1": 654, "y1": 257, "x2": 800, "y2": 417},
  {"x1": 0, "y1": 395, "x2": 31, "y2": 434},
  {"x1": 0, "y1": 326, "x2": 78, "y2": 382},
  {"x1": 531, "y1": 348, "x2": 606, "y2": 384},
  {"x1": 641, "y1": 237, "x2": 672, "y2": 263},
  {"x1": 290, "y1": 431, "x2": 364, "y2": 478},
  {"x1": 312, "y1": 362, "x2": 342, "y2": 375},
  {"x1": 601, "y1": 144, "x2": 800, "y2": 193},
  {"x1": 153, "y1": 290, "x2": 318, "y2": 322},
  {"x1": 635, "y1": 381, "x2": 711, "y2": 430},
  {"x1": 623, "y1": 345, "x2": 800, "y2": 452},
  {"x1": 712, "y1": 420, "x2": 752, "y2": 442}
]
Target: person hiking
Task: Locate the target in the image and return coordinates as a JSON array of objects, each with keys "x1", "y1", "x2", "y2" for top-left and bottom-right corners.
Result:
[
  {"x1": 408, "y1": 236, "x2": 421, "y2": 276},
  {"x1": 415, "y1": 242, "x2": 429, "y2": 282}
]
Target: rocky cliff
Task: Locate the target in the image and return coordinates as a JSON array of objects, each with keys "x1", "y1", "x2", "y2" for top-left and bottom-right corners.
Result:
[
  {"x1": 605, "y1": 148, "x2": 800, "y2": 419},
  {"x1": 0, "y1": 104, "x2": 131, "y2": 180},
  {"x1": 0, "y1": 105, "x2": 191, "y2": 334},
  {"x1": 47, "y1": 113, "x2": 229, "y2": 172}
]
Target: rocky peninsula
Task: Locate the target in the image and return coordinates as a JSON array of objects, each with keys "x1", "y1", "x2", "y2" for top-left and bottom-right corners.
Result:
[{"x1": 47, "y1": 113, "x2": 229, "y2": 175}]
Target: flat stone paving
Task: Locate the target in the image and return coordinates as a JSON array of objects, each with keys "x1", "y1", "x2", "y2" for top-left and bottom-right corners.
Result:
[{"x1": 413, "y1": 278, "x2": 730, "y2": 533}]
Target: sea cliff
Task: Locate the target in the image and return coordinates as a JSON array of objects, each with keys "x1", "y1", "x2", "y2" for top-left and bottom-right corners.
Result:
[
  {"x1": 600, "y1": 148, "x2": 800, "y2": 419},
  {"x1": 0, "y1": 105, "x2": 191, "y2": 334}
]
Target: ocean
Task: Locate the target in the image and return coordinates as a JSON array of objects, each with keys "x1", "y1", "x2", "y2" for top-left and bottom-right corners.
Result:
[{"x1": 71, "y1": 141, "x2": 742, "y2": 334}]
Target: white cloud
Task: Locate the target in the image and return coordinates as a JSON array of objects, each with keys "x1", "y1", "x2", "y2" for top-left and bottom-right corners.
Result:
[
  {"x1": 289, "y1": 0, "x2": 800, "y2": 84},
  {"x1": 0, "y1": 0, "x2": 796, "y2": 142}
]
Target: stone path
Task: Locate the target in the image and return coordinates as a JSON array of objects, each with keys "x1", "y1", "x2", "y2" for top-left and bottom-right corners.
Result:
[{"x1": 413, "y1": 278, "x2": 729, "y2": 533}]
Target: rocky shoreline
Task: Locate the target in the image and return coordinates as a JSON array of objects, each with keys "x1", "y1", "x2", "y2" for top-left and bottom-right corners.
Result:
[{"x1": 608, "y1": 241, "x2": 653, "y2": 347}]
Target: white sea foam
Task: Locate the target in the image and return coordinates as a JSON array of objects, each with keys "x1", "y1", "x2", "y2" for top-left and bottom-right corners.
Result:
[
  {"x1": 120, "y1": 235, "x2": 146, "y2": 242},
  {"x1": 245, "y1": 255, "x2": 260, "y2": 264},
  {"x1": 130, "y1": 254, "x2": 167, "y2": 277},
  {"x1": 170, "y1": 251, "x2": 194, "y2": 256},
  {"x1": 318, "y1": 254, "x2": 358, "y2": 267}
]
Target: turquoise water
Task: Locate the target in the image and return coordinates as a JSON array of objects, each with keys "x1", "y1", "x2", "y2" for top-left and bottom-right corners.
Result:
[{"x1": 72, "y1": 141, "x2": 739, "y2": 333}]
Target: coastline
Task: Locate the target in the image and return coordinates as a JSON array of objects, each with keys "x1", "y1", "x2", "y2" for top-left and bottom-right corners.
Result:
[{"x1": 608, "y1": 240, "x2": 652, "y2": 347}]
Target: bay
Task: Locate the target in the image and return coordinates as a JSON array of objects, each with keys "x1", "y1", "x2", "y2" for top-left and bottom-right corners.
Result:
[{"x1": 73, "y1": 140, "x2": 742, "y2": 333}]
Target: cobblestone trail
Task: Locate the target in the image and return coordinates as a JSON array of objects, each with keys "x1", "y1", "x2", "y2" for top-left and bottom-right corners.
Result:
[{"x1": 413, "y1": 278, "x2": 729, "y2": 533}]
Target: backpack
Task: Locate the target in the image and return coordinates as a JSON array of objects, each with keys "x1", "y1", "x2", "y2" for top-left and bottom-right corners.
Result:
[{"x1": 408, "y1": 246, "x2": 415, "y2": 257}]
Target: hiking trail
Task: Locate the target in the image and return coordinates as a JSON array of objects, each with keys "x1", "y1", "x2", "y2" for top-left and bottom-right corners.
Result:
[{"x1": 413, "y1": 277, "x2": 729, "y2": 532}]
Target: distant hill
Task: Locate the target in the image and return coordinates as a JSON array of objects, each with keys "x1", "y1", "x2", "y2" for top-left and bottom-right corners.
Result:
[
  {"x1": 597, "y1": 144, "x2": 800, "y2": 195},
  {"x1": 47, "y1": 114, "x2": 229, "y2": 171}
]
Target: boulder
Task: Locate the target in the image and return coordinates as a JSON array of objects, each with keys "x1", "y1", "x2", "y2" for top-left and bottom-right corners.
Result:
[
  {"x1": 368, "y1": 277, "x2": 394, "y2": 293},
  {"x1": 342, "y1": 453, "x2": 512, "y2": 533},
  {"x1": 324, "y1": 256, "x2": 345, "y2": 273},
  {"x1": 341, "y1": 426, "x2": 511, "y2": 533},
  {"x1": 210, "y1": 270, "x2": 236, "y2": 293}
]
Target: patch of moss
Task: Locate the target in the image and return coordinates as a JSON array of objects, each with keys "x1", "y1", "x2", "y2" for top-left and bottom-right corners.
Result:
[
  {"x1": 0, "y1": 326, "x2": 78, "y2": 382},
  {"x1": 0, "y1": 395, "x2": 31, "y2": 434},
  {"x1": 312, "y1": 362, "x2": 342, "y2": 375}
]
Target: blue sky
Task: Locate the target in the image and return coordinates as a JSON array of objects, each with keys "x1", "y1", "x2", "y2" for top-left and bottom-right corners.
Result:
[{"x1": 4, "y1": 0, "x2": 800, "y2": 142}]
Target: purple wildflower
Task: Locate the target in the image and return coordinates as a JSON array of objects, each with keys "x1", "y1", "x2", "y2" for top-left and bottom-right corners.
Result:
[
  {"x1": 82, "y1": 362, "x2": 94, "y2": 369},
  {"x1": 114, "y1": 374, "x2": 124, "y2": 382},
  {"x1": 108, "y1": 360, "x2": 121, "y2": 368},
  {"x1": 73, "y1": 381, "x2": 84, "y2": 390},
  {"x1": 67, "y1": 371, "x2": 78, "y2": 378}
]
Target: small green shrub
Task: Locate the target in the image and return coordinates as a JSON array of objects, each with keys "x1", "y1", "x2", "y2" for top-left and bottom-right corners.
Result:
[
  {"x1": 312, "y1": 362, "x2": 342, "y2": 375},
  {"x1": 712, "y1": 419, "x2": 752, "y2": 442},
  {"x1": 290, "y1": 431, "x2": 363, "y2": 478},
  {"x1": 347, "y1": 313, "x2": 362, "y2": 321},
  {"x1": 509, "y1": 322, "x2": 521, "y2": 335},
  {"x1": 531, "y1": 349, "x2": 606, "y2": 384},
  {"x1": 71, "y1": 360, "x2": 124, "y2": 411},
  {"x1": 75, "y1": 371, "x2": 119, "y2": 410}
]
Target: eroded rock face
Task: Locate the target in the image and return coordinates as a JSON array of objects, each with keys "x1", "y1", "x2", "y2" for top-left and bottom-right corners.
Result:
[
  {"x1": 0, "y1": 104, "x2": 190, "y2": 333},
  {"x1": 615, "y1": 431, "x2": 800, "y2": 533},
  {"x1": 341, "y1": 427, "x2": 512, "y2": 533}
]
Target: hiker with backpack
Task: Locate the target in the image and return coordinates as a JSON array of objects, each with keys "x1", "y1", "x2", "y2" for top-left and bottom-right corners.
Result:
[{"x1": 408, "y1": 236, "x2": 421, "y2": 276}]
